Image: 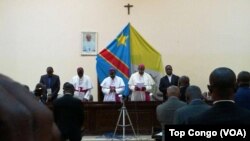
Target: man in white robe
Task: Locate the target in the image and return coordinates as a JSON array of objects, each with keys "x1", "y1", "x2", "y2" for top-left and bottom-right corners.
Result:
[
  {"x1": 70, "y1": 67, "x2": 93, "y2": 101},
  {"x1": 128, "y1": 64, "x2": 155, "y2": 101},
  {"x1": 101, "y1": 68, "x2": 125, "y2": 102},
  {"x1": 83, "y1": 34, "x2": 95, "y2": 52}
]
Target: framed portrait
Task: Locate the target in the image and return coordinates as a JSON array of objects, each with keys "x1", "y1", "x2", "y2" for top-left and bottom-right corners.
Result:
[{"x1": 81, "y1": 32, "x2": 98, "y2": 56}]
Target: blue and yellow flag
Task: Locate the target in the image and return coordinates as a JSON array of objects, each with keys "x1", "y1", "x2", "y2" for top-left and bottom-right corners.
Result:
[{"x1": 96, "y1": 23, "x2": 164, "y2": 96}]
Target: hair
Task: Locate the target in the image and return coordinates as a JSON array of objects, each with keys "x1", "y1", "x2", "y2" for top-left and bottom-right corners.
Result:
[
  {"x1": 185, "y1": 85, "x2": 203, "y2": 102},
  {"x1": 167, "y1": 86, "x2": 180, "y2": 97},
  {"x1": 237, "y1": 71, "x2": 250, "y2": 86},
  {"x1": 178, "y1": 75, "x2": 190, "y2": 87},
  {"x1": 209, "y1": 67, "x2": 236, "y2": 99},
  {"x1": 63, "y1": 82, "x2": 75, "y2": 94}
]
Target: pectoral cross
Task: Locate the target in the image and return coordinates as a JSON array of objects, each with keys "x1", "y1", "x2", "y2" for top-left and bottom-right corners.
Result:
[{"x1": 124, "y1": 3, "x2": 133, "y2": 15}]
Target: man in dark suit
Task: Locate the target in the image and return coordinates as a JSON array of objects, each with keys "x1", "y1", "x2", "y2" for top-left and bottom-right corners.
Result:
[
  {"x1": 53, "y1": 82, "x2": 84, "y2": 141},
  {"x1": 187, "y1": 67, "x2": 250, "y2": 124},
  {"x1": 234, "y1": 71, "x2": 250, "y2": 110},
  {"x1": 174, "y1": 85, "x2": 211, "y2": 124},
  {"x1": 159, "y1": 65, "x2": 179, "y2": 101},
  {"x1": 40, "y1": 66, "x2": 60, "y2": 102}
]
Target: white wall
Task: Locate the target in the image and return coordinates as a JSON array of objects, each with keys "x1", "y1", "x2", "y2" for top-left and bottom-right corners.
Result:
[{"x1": 1, "y1": 0, "x2": 250, "y2": 101}]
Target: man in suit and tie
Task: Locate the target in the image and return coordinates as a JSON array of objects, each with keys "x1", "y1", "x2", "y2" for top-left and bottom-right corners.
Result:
[
  {"x1": 53, "y1": 82, "x2": 84, "y2": 141},
  {"x1": 187, "y1": 67, "x2": 250, "y2": 124},
  {"x1": 40, "y1": 66, "x2": 60, "y2": 102},
  {"x1": 159, "y1": 65, "x2": 179, "y2": 101}
]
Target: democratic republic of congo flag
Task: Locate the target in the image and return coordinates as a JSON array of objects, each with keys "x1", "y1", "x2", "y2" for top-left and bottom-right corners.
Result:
[{"x1": 96, "y1": 23, "x2": 164, "y2": 96}]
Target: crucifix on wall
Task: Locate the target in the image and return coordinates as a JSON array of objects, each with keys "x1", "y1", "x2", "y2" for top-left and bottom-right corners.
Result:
[{"x1": 124, "y1": 3, "x2": 133, "y2": 15}]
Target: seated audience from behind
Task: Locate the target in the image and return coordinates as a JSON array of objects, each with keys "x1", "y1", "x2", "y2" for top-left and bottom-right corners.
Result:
[
  {"x1": 173, "y1": 85, "x2": 211, "y2": 124},
  {"x1": 178, "y1": 75, "x2": 190, "y2": 102},
  {"x1": 156, "y1": 86, "x2": 186, "y2": 141},
  {"x1": 187, "y1": 67, "x2": 250, "y2": 124},
  {"x1": 234, "y1": 71, "x2": 250, "y2": 110}
]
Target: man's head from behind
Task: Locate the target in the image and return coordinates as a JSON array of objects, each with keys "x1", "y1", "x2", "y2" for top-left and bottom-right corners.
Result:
[
  {"x1": 185, "y1": 85, "x2": 203, "y2": 103},
  {"x1": 178, "y1": 75, "x2": 190, "y2": 87},
  {"x1": 77, "y1": 67, "x2": 84, "y2": 78},
  {"x1": 46, "y1": 67, "x2": 54, "y2": 76},
  {"x1": 207, "y1": 67, "x2": 236, "y2": 101},
  {"x1": 167, "y1": 86, "x2": 180, "y2": 98},
  {"x1": 63, "y1": 82, "x2": 75, "y2": 95},
  {"x1": 237, "y1": 71, "x2": 250, "y2": 87}
]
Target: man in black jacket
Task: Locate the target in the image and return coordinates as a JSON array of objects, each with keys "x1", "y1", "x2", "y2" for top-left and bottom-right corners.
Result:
[
  {"x1": 53, "y1": 82, "x2": 84, "y2": 141},
  {"x1": 159, "y1": 65, "x2": 179, "y2": 101},
  {"x1": 40, "y1": 66, "x2": 60, "y2": 102},
  {"x1": 187, "y1": 67, "x2": 250, "y2": 124}
]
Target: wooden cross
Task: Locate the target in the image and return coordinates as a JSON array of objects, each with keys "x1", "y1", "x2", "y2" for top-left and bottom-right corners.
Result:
[{"x1": 124, "y1": 3, "x2": 133, "y2": 15}]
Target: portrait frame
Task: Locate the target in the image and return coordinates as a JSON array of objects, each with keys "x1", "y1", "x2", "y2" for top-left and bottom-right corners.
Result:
[{"x1": 81, "y1": 32, "x2": 98, "y2": 56}]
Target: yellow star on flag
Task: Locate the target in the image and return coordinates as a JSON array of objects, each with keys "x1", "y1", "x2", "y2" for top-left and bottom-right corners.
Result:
[{"x1": 116, "y1": 33, "x2": 128, "y2": 46}]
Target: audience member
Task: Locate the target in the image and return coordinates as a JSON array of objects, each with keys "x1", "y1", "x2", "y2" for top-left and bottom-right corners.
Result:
[
  {"x1": 53, "y1": 82, "x2": 84, "y2": 141},
  {"x1": 234, "y1": 71, "x2": 250, "y2": 110},
  {"x1": 178, "y1": 75, "x2": 190, "y2": 102},
  {"x1": 70, "y1": 67, "x2": 93, "y2": 102},
  {"x1": 159, "y1": 65, "x2": 179, "y2": 101},
  {"x1": 100, "y1": 68, "x2": 125, "y2": 102},
  {"x1": 34, "y1": 83, "x2": 47, "y2": 104},
  {"x1": 23, "y1": 84, "x2": 30, "y2": 92},
  {"x1": 156, "y1": 86, "x2": 186, "y2": 141},
  {"x1": 40, "y1": 66, "x2": 60, "y2": 102},
  {"x1": 187, "y1": 67, "x2": 250, "y2": 124},
  {"x1": 173, "y1": 85, "x2": 211, "y2": 124},
  {"x1": 128, "y1": 64, "x2": 155, "y2": 101},
  {"x1": 0, "y1": 73, "x2": 60, "y2": 141}
]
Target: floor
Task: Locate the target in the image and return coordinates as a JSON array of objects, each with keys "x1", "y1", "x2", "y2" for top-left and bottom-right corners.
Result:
[{"x1": 82, "y1": 135, "x2": 154, "y2": 141}]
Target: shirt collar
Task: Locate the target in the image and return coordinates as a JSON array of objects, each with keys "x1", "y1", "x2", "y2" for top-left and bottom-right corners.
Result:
[{"x1": 213, "y1": 100, "x2": 235, "y2": 104}]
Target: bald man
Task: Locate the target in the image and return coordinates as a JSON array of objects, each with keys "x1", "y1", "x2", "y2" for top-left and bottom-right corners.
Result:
[
  {"x1": 128, "y1": 64, "x2": 155, "y2": 101},
  {"x1": 156, "y1": 86, "x2": 186, "y2": 141}
]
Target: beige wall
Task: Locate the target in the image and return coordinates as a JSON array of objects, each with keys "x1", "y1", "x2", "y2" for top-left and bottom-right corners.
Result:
[{"x1": 1, "y1": 0, "x2": 250, "y2": 101}]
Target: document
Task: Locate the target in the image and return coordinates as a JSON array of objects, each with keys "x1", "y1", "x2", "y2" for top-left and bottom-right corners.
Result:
[{"x1": 136, "y1": 83, "x2": 145, "y2": 89}]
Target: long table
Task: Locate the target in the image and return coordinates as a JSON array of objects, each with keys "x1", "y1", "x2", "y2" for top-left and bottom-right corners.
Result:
[{"x1": 83, "y1": 101, "x2": 161, "y2": 135}]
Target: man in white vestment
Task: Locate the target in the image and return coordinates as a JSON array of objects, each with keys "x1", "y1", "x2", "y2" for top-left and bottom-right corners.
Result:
[
  {"x1": 70, "y1": 67, "x2": 93, "y2": 101},
  {"x1": 83, "y1": 34, "x2": 95, "y2": 52},
  {"x1": 101, "y1": 68, "x2": 125, "y2": 102},
  {"x1": 128, "y1": 64, "x2": 155, "y2": 101}
]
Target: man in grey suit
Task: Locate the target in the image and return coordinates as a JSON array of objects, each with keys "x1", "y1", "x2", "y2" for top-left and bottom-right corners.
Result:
[
  {"x1": 173, "y1": 85, "x2": 211, "y2": 124},
  {"x1": 156, "y1": 86, "x2": 186, "y2": 141}
]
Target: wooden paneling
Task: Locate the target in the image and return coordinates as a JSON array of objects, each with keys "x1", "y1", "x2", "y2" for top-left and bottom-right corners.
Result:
[{"x1": 83, "y1": 101, "x2": 161, "y2": 135}]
